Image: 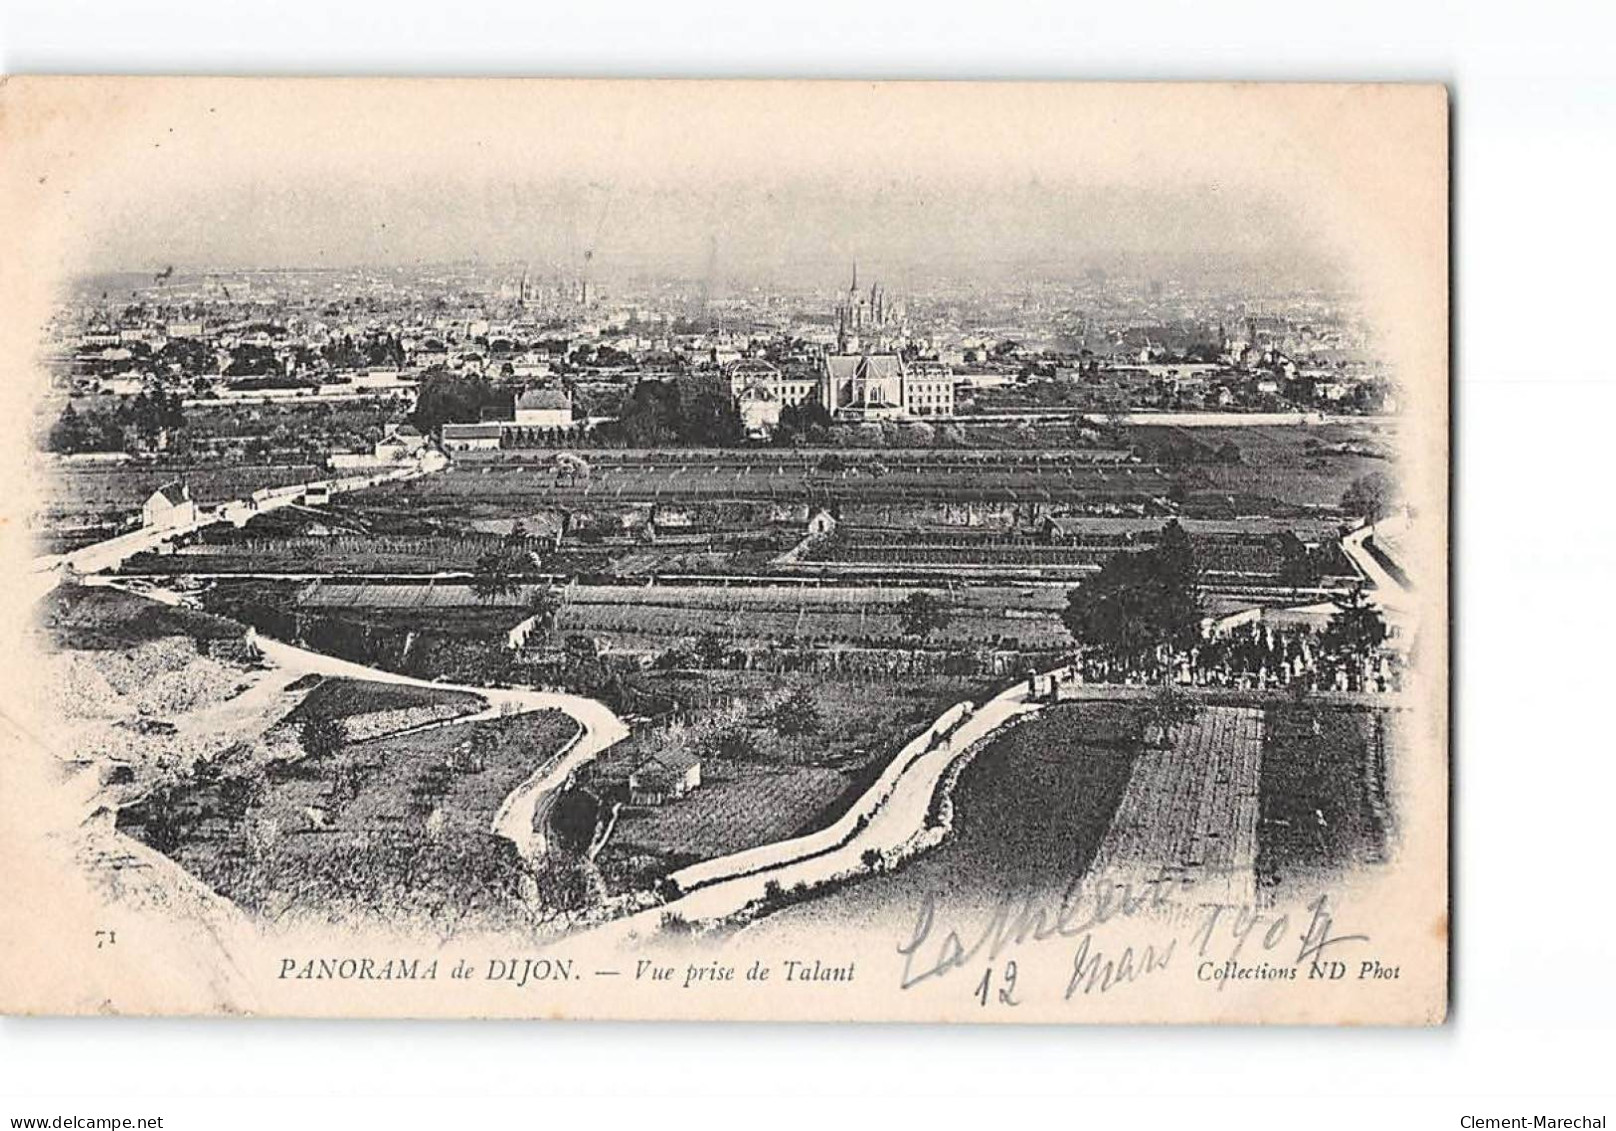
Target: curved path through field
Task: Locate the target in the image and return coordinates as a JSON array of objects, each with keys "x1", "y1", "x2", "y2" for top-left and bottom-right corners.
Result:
[
  {"x1": 246, "y1": 634, "x2": 629, "y2": 858},
  {"x1": 1341, "y1": 516, "x2": 1413, "y2": 607},
  {"x1": 588, "y1": 669, "x2": 1064, "y2": 944},
  {"x1": 41, "y1": 450, "x2": 627, "y2": 859}
]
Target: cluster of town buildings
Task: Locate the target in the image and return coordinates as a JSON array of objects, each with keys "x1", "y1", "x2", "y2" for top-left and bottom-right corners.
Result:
[{"x1": 46, "y1": 263, "x2": 1394, "y2": 456}]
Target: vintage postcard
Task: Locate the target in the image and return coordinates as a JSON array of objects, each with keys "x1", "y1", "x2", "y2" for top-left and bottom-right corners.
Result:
[{"x1": 0, "y1": 78, "x2": 1448, "y2": 1023}]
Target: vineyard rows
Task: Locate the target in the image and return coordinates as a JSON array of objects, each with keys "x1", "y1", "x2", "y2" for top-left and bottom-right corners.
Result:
[
  {"x1": 455, "y1": 447, "x2": 1143, "y2": 469},
  {"x1": 372, "y1": 464, "x2": 1177, "y2": 506},
  {"x1": 1090, "y1": 705, "x2": 1264, "y2": 906},
  {"x1": 130, "y1": 535, "x2": 495, "y2": 574},
  {"x1": 559, "y1": 584, "x2": 1069, "y2": 613},
  {"x1": 609, "y1": 762, "x2": 850, "y2": 862},
  {"x1": 556, "y1": 603, "x2": 1070, "y2": 649},
  {"x1": 805, "y1": 543, "x2": 1114, "y2": 568}
]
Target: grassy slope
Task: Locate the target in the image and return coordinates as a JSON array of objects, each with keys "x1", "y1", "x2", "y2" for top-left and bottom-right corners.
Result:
[
  {"x1": 145, "y1": 709, "x2": 580, "y2": 922},
  {"x1": 279, "y1": 676, "x2": 484, "y2": 726},
  {"x1": 39, "y1": 583, "x2": 250, "y2": 652}
]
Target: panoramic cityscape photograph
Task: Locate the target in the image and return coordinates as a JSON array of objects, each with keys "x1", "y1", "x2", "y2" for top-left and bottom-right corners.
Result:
[{"x1": 2, "y1": 79, "x2": 1447, "y2": 1023}]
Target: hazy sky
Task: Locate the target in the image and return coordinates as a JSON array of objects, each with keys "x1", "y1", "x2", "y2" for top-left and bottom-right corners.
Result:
[
  {"x1": 91, "y1": 177, "x2": 1324, "y2": 289},
  {"x1": 20, "y1": 80, "x2": 1397, "y2": 291}
]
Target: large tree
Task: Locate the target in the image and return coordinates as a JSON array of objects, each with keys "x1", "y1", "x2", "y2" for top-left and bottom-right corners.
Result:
[
  {"x1": 1322, "y1": 583, "x2": 1388, "y2": 661},
  {"x1": 525, "y1": 586, "x2": 563, "y2": 639},
  {"x1": 1141, "y1": 681, "x2": 1200, "y2": 747},
  {"x1": 897, "y1": 590, "x2": 951, "y2": 640},
  {"x1": 1061, "y1": 519, "x2": 1202, "y2": 662},
  {"x1": 45, "y1": 403, "x2": 95, "y2": 453},
  {"x1": 1276, "y1": 530, "x2": 1324, "y2": 592},
  {"x1": 470, "y1": 543, "x2": 531, "y2": 604},
  {"x1": 1342, "y1": 471, "x2": 1398, "y2": 526},
  {"x1": 675, "y1": 374, "x2": 744, "y2": 446},
  {"x1": 298, "y1": 715, "x2": 345, "y2": 761},
  {"x1": 771, "y1": 687, "x2": 822, "y2": 737}
]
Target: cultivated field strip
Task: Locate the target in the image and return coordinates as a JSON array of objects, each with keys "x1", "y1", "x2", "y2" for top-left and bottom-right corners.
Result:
[
  {"x1": 611, "y1": 763, "x2": 849, "y2": 861},
  {"x1": 1090, "y1": 706, "x2": 1264, "y2": 905},
  {"x1": 556, "y1": 604, "x2": 1070, "y2": 649},
  {"x1": 374, "y1": 461, "x2": 1178, "y2": 505}
]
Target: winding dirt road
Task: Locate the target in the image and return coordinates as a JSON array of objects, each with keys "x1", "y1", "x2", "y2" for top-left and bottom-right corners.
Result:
[
  {"x1": 587, "y1": 670, "x2": 1062, "y2": 943},
  {"x1": 246, "y1": 634, "x2": 628, "y2": 858},
  {"x1": 44, "y1": 450, "x2": 629, "y2": 861},
  {"x1": 1341, "y1": 515, "x2": 1414, "y2": 609}
]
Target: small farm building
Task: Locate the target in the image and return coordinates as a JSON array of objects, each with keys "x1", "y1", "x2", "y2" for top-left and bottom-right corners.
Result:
[
  {"x1": 141, "y1": 481, "x2": 197, "y2": 530},
  {"x1": 627, "y1": 751, "x2": 703, "y2": 807}
]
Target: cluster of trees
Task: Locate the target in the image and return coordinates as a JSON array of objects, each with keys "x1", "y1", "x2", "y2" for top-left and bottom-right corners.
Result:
[
  {"x1": 82, "y1": 331, "x2": 411, "y2": 390},
  {"x1": 771, "y1": 396, "x2": 834, "y2": 446},
  {"x1": 774, "y1": 412, "x2": 986, "y2": 451},
  {"x1": 322, "y1": 331, "x2": 406, "y2": 371},
  {"x1": 154, "y1": 336, "x2": 216, "y2": 377},
  {"x1": 45, "y1": 390, "x2": 186, "y2": 454},
  {"x1": 411, "y1": 371, "x2": 513, "y2": 432},
  {"x1": 223, "y1": 343, "x2": 285, "y2": 379},
  {"x1": 1063, "y1": 519, "x2": 1392, "y2": 684},
  {"x1": 594, "y1": 375, "x2": 742, "y2": 447},
  {"x1": 565, "y1": 343, "x2": 637, "y2": 371}
]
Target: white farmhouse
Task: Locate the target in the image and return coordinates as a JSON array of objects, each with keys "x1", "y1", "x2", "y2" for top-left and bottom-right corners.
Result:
[
  {"x1": 628, "y1": 752, "x2": 703, "y2": 806},
  {"x1": 141, "y1": 481, "x2": 197, "y2": 530},
  {"x1": 513, "y1": 388, "x2": 574, "y2": 429}
]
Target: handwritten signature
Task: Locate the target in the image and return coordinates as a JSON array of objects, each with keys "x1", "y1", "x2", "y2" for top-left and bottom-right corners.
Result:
[{"x1": 897, "y1": 874, "x2": 1368, "y2": 999}]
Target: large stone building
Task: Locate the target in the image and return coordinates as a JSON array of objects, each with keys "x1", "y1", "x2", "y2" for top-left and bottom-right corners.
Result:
[
  {"x1": 723, "y1": 352, "x2": 959, "y2": 431},
  {"x1": 725, "y1": 358, "x2": 822, "y2": 438},
  {"x1": 901, "y1": 359, "x2": 956, "y2": 418},
  {"x1": 823, "y1": 353, "x2": 905, "y2": 419},
  {"x1": 724, "y1": 358, "x2": 819, "y2": 407},
  {"x1": 735, "y1": 383, "x2": 783, "y2": 438},
  {"x1": 440, "y1": 422, "x2": 504, "y2": 451},
  {"x1": 821, "y1": 353, "x2": 955, "y2": 420}
]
